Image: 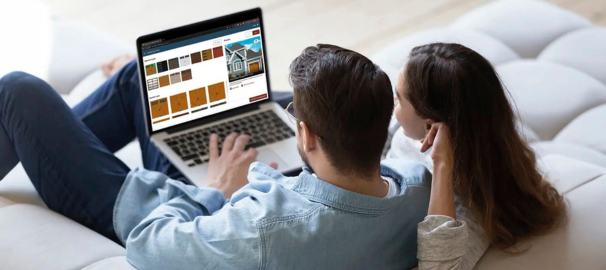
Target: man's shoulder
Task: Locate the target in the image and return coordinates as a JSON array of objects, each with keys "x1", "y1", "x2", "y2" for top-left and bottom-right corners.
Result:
[{"x1": 229, "y1": 162, "x2": 319, "y2": 223}]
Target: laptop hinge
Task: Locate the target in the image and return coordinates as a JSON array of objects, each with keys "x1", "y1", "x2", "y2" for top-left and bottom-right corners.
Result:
[{"x1": 165, "y1": 103, "x2": 261, "y2": 134}]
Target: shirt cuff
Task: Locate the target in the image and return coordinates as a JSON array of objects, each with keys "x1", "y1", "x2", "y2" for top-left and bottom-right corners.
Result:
[{"x1": 417, "y1": 215, "x2": 469, "y2": 261}]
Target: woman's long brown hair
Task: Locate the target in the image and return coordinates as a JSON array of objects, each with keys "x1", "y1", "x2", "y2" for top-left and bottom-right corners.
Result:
[{"x1": 404, "y1": 43, "x2": 566, "y2": 250}]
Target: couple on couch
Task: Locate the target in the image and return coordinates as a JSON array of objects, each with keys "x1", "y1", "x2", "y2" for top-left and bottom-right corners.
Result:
[{"x1": 0, "y1": 43, "x2": 565, "y2": 270}]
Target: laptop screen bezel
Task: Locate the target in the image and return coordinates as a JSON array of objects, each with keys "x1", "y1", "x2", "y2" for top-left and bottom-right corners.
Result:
[{"x1": 136, "y1": 8, "x2": 272, "y2": 137}]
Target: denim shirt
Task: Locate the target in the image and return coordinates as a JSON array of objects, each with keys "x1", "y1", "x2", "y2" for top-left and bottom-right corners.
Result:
[{"x1": 113, "y1": 159, "x2": 431, "y2": 270}]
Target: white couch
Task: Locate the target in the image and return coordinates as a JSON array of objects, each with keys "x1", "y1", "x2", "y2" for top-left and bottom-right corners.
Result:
[
  {"x1": 1, "y1": 0, "x2": 605, "y2": 269},
  {"x1": 373, "y1": 0, "x2": 606, "y2": 269}
]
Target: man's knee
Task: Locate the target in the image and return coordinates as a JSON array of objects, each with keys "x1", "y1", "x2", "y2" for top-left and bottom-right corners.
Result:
[
  {"x1": 0, "y1": 71, "x2": 55, "y2": 106},
  {"x1": 116, "y1": 60, "x2": 141, "y2": 92}
]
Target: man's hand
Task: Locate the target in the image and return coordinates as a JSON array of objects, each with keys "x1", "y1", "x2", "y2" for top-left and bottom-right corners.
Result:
[{"x1": 204, "y1": 133, "x2": 276, "y2": 198}]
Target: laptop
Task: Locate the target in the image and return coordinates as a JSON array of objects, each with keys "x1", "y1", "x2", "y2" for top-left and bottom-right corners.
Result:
[{"x1": 136, "y1": 8, "x2": 304, "y2": 186}]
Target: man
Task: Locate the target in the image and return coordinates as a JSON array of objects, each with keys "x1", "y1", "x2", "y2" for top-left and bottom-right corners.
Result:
[{"x1": 0, "y1": 44, "x2": 430, "y2": 269}]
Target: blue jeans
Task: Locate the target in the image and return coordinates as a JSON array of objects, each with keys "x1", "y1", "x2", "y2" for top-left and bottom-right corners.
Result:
[{"x1": 0, "y1": 60, "x2": 293, "y2": 244}]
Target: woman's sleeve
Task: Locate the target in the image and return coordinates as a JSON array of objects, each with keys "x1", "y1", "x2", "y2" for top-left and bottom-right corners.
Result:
[{"x1": 417, "y1": 211, "x2": 489, "y2": 270}]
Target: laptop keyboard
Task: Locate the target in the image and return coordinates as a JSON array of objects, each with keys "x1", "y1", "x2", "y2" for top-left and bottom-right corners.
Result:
[{"x1": 163, "y1": 110, "x2": 296, "y2": 167}]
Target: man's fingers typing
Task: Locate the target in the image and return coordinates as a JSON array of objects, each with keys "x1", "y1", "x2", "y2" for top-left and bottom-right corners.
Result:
[
  {"x1": 245, "y1": 147, "x2": 259, "y2": 160},
  {"x1": 209, "y1": 134, "x2": 219, "y2": 159},
  {"x1": 222, "y1": 132, "x2": 238, "y2": 153},
  {"x1": 232, "y1": 134, "x2": 250, "y2": 152}
]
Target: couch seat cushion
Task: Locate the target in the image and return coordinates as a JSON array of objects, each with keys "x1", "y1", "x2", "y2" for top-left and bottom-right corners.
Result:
[
  {"x1": 0, "y1": 204, "x2": 125, "y2": 270},
  {"x1": 476, "y1": 174, "x2": 606, "y2": 270},
  {"x1": 82, "y1": 256, "x2": 136, "y2": 270},
  {"x1": 554, "y1": 104, "x2": 606, "y2": 154}
]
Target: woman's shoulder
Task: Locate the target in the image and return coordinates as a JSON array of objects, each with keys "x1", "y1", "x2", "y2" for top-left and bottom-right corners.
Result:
[{"x1": 454, "y1": 197, "x2": 490, "y2": 270}]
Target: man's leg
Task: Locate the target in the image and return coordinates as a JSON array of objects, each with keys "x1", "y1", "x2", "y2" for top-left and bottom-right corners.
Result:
[
  {"x1": 72, "y1": 60, "x2": 184, "y2": 179},
  {"x1": 0, "y1": 72, "x2": 130, "y2": 244}
]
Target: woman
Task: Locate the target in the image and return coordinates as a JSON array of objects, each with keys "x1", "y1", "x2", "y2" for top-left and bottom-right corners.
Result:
[{"x1": 391, "y1": 43, "x2": 567, "y2": 269}]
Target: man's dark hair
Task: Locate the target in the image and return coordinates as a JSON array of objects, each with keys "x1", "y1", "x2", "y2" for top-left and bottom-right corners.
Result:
[{"x1": 289, "y1": 44, "x2": 394, "y2": 178}]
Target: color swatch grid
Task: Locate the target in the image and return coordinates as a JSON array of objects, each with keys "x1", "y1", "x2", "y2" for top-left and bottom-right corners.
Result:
[{"x1": 144, "y1": 46, "x2": 224, "y2": 92}]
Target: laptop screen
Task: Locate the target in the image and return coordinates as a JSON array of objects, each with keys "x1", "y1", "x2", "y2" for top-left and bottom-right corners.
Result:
[{"x1": 141, "y1": 18, "x2": 269, "y2": 131}]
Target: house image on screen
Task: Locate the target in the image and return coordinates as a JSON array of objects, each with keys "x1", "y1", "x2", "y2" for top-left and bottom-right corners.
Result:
[{"x1": 225, "y1": 43, "x2": 263, "y2": 80}]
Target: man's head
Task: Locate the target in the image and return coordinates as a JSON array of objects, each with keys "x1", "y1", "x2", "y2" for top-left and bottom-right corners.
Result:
[{"x1": 288, "y1": 44, "x2": 393, "y2": 178}]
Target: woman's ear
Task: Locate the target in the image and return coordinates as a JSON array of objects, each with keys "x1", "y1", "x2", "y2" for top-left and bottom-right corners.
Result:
[{"x1": 425, "y1": 119, "x2": 435, "y2": 131}]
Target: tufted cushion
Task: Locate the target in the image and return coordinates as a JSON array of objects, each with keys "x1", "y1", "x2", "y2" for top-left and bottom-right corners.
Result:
[
  {"x1": 538, "y1": 155, "x2": 606, "y2": 194},
  {"x1": 532, "y1": 142, "x2": 606, "y2": 168},
  {"x1": 452, "y1": 0, "x2": 591, "y2": 58},
  {"x1": 554, "y1": 104, "x2": 606, "y2": 154},
  {"x1": 372, "y1": 28, "x2": 519, "y2": 84},
  {"x1": 0, "y1": 0, "x2": 52, "y2": 83},
  {"x1": 496, "y1": 60, "x2": 606, "y2": 140},
  {"x1": 539, "y1": 27, "x2": 606, "y2": 85},
  {"x1": 49, "y1": 21, "x2": 133, "y2": 94},
  {"x1": 517, "y1": 121, "x2": 540, "y2": 143}
]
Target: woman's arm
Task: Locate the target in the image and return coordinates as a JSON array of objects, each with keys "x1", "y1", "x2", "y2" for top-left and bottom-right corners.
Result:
[
  {"x1": 421, "y1": 123, "x2": 456, "y2": 218},
  {"x1": 428, "y1": 162, "x2": 456, "y2": 218},
  {"x1": 416, "y1": 123, "x2": 468, "y2": 270}
]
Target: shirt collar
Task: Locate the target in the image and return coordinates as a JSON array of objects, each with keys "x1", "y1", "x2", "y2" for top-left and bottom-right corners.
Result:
[{"x1": 290, "y1": 165, "x2": 404, "y2": 215}]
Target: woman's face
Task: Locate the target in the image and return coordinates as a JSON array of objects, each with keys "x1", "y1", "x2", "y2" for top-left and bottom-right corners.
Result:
[{"x1": 393, "y1": 67, "x2": 428, "y2": 140}]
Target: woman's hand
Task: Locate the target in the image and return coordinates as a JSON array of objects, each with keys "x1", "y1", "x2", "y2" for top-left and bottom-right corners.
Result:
[
  {"x1": 420, "y1": 122, "x2": 456, "y2": 218},
  {"x1": 420, "y1": 122, "x2": 454, "y2": 168},
  {"x1": 204, "y1": 133, "x2": 276, "y2": 198}
]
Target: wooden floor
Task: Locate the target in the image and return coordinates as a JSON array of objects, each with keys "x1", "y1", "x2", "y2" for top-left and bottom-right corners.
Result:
[{"x1": 42, "y1": 0, "x2": 606, "y2": 90}]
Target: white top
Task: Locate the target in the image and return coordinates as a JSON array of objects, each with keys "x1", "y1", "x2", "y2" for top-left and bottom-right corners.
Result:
[
  {"x1": 382, "y1": 176, "x2": 400, "y2": 198},
  {"x1": 387, "y1": 128, "x2": 490, "y2": 270}
]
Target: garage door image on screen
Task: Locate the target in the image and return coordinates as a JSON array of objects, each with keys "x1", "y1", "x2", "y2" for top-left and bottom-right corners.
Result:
[
  {"x1": 224, "y1": 36, "x2": 264, "y2": 82},
  {"x1": 150, "y1": 98, "x2": 169, "y2": 119},
  {"x1": 145, "y1": 63, "x2": 157, "y2": 76},
  {"x1": 208, "y1": 82, "x2": 226, "y2": 103},
  {"x1": 189, "y1": 87, "x2": 207, "y2": 108},
  {"x1": 170, "y1": 92, "x2": 189, "y2": 114}
]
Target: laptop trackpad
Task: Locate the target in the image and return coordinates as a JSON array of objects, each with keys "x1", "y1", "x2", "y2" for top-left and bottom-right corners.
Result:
[{"x1": 257, "y1": 149, "x2": 288, "y2": 171}]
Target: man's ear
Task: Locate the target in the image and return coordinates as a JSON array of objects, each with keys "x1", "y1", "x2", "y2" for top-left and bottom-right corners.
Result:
[{"x1": 299, "y1": 121, "x2": 317, "y2": 152}]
